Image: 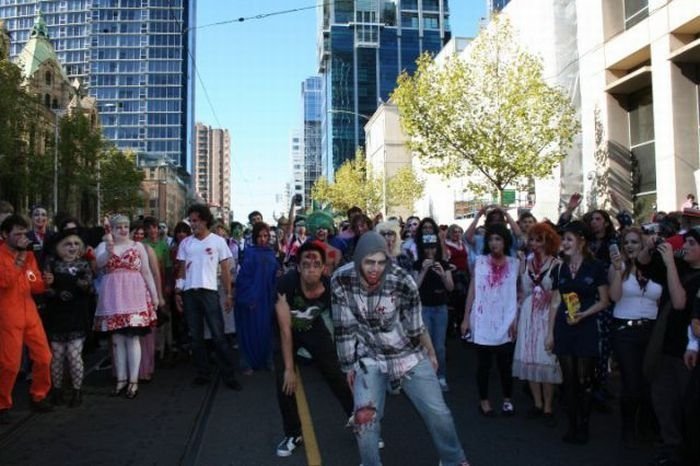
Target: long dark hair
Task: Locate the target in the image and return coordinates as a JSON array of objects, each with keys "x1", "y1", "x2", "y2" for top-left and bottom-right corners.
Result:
[{"x1": 483, "y1": 223, "x2": 512, "y2": 256}]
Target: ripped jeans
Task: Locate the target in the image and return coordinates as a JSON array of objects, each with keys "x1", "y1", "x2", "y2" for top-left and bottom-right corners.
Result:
[{"x1": 351, "y1": 357, "x2": 466, "y2": 466}]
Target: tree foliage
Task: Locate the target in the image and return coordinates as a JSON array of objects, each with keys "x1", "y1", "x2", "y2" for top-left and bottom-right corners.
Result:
[
  {"x1": 392, "y1": 15, "x2": 579, "y2": 204},
  {"x1": 56, "y1": 112, "x2": 104, "y2": 222},
  {"x1": 0, "y1": 60, "x2": 46, "y2": 211},
  {"x1": 386, "y1": 166, "x2": 424, "y2": 211},
  {"x1": 100, "y1": 147, "x2": 144, "y2": 218},
  {"x1": 311, "y1": 151, "x2": 423, "y2": 216}
]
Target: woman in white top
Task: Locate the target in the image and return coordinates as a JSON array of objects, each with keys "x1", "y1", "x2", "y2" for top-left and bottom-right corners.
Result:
[
  {"x1": 608, "y1": 227, "x2": 683, "y2": 446},
  {"x1": 461, "y1": 223, "x2": 519, "y2": 417}
]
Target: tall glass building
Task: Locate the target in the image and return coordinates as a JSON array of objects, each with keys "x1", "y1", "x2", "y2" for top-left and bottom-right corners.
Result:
[
  {"x1": 318, "y1": 0, "x2": 451, "y2": 177},
  {"x1": 301, "y1": 76, "x2": 322, "y2": 209},
  {"x1": 488, "y1": 0, "x2": 511, "y2": 14},
  {"x1": 0, "y1": 0, "x2": 195, "y2": 170}
]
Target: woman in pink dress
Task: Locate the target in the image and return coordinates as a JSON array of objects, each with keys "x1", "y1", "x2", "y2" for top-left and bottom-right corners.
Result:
[{"x1": 94, "y1": 215, "x2": 158, "y2": 399}]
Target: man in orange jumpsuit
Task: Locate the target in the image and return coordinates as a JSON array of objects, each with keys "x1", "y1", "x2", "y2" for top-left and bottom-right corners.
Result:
[{"x1": 0, "y1": 214, "x2": 53, "y2": 423}]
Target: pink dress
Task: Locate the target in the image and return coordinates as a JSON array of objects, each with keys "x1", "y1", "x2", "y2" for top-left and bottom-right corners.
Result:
[{"x1": 94, "y1": 246, "x2": 156, "y2": 332}]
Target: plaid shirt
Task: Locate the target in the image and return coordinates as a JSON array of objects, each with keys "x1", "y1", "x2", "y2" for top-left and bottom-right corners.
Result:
[{"x1": 331, "y1": 261, "x2": 425, "y2": 381}]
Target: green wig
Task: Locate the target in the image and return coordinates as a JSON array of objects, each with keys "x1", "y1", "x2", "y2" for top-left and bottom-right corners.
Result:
[{"x1": 306, "y1": 211, "x2": 335, "y2": 236}]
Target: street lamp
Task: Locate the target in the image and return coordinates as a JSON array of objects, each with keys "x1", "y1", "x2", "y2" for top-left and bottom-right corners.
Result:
[{"x1": 52, "y1": 108, "x2": 66, "y2": 217}]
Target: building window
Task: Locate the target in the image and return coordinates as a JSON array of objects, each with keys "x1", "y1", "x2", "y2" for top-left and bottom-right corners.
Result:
[
  {"x1": 45, "y1": 71, "x2": 52, "y2": 85},
  {"x1": 624, "y1": 0, "x2": 648, "y2": 30},
  {"x1": 628, "y1": 87, "x2": 655, "y2": 218}
]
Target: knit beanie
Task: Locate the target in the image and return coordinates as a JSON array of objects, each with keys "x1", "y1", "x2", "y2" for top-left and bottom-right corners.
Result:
[{"x1": 353, "y1": 231, "x2": 390, "y2": 284}]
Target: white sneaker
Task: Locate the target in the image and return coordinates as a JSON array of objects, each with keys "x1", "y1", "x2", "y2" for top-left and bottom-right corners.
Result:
[
  {"x1": 276, "y1": 436, "x2": 302, "y2": 457},
  {"x1": 438, "y1": 377, "x2": 449, "y2": 392}
]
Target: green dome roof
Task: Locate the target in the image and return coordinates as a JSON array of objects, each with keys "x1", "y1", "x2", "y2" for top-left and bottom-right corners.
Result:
[{"x1": 15, "y1": 12, "x2": 68, "y2": 82}]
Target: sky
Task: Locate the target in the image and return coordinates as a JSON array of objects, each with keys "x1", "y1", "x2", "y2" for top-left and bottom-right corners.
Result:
[{"x1": 194, "y1": 1, "x2": 487, "y2": 222}]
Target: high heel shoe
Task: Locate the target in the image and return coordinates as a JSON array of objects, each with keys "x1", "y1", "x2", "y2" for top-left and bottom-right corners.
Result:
[
  {"x1": 110, "y1": 381, "x2": 127, "y2": 397},
  {"x1": 125, "y1": 382, "x2": 138, "y2": 399}
]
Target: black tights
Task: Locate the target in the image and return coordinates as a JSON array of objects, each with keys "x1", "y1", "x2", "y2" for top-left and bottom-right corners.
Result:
[
  {"x1": 559, "y1": 355, "x2": 594, "y2": 435},
  {"x1": 475, "y1": 343, "x2": 514, "y2": 401}
]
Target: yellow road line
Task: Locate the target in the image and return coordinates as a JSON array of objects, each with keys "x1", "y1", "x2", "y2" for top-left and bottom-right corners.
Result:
[{"x1": 295, "y1": 367, "x2": 322, "y2": 466}]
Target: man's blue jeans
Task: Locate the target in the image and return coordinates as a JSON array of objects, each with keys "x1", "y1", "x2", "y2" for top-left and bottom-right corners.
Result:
[
  {"x1": 351, "y1": 357, "x2": 466, "y2": 466},
  {"x1": 422, "y1": 305, "x2": 448, "y2": 379},
  {"x1": 183, "y1": 289, "x2": 237, "y2": 381}
]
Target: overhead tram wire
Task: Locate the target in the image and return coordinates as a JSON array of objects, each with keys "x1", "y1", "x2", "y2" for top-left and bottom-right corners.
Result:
[
  {"x1": 167, "y1": 1, "x2": 336, "y2": 198},
  {"x1": 184, "y1": 1, "x2": 335, "y2": 33}
]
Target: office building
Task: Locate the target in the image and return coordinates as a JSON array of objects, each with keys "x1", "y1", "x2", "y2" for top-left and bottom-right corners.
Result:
[
  {"x1": 487, "y1": 0, "x2": 511, "y2": 15},
  {"x1": 0, "y1": 0, "x2": 195, "y2": 170},
  {"x1": 290, "y1": 129, "x2": 304, "y2": 205},
  {"x1": 574, "y1": 0, "x2": 700, "y2": 218},
  {"x1": 318, "y1": 0, "x2": 451, "y2": 177},
  {"x1": 193, "y1": 123, "x2": 231, "y2": 221},
  {"x1": 301, "y1": 76, "x2": 322, "y2": 209}
]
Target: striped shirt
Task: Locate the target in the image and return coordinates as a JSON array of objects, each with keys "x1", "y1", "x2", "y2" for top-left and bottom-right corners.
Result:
[{"x1": 331, "y1": 261, "x2": 425, "y2": 381}]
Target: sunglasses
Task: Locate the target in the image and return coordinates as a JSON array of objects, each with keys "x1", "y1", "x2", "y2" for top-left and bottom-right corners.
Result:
[{"x1": 379, "y1": 230, "x2": 396, "y2": 237}]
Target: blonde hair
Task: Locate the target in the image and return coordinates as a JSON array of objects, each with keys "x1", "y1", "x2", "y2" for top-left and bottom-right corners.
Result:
[
  {"x1": 110, "y1": 214, "x2": 129, "y2": 228},
  {"x1": 374, "y1": 220, "x2": 401, "y2": 257}
]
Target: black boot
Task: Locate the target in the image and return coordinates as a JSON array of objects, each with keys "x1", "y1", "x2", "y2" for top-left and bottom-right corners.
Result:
[
  {"x1": 68, "y1": 389, "x2": 82, "y2": 408},
  {"x1": 562, "y1": 403, "x2": 579, "y2": 444}
]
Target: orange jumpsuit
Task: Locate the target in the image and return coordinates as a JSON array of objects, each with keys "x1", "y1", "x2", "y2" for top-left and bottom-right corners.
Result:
[{"x1": 0, "y1": 242, "x2": 52, "y2": 409}]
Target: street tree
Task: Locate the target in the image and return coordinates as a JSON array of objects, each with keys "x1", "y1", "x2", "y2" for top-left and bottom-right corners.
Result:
[
  {"x1": 0, "y1": 60, "x2": 46, "y2": 211},
  {"x1": 393, "y1": 15, "x2": 579, "y2": 204},
  {"x1": 311, "y1": 151, "x2": 423, "y2": 216},
  {"x1": 386, "y1": 166, "x2": 424, "y2": 212},
  {"x1": 311, "y1": 150, "x2": 382, "y2": 215},
  {"x1": 99, "y1": 147, "x2": 145, "y2": 217},
  {"x1": 57, "y1": 112, "x2": 103, "y2": 223}
]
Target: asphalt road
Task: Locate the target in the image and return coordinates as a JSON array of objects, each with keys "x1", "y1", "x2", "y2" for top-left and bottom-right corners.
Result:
[{"x1": 0, "y1": 338, "x2": 653, "y2": 466}]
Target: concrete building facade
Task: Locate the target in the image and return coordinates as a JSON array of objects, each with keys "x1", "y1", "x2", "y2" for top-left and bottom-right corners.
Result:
[
  {"x1": 193, "y1": 123, "x2": 231, "y2": 221},
  {"x1": 140, "y1": 158, "x2": 189, "y2": 228},
  {"x1": 574, "y1": 0, "x2": 700, "y2": 219}
]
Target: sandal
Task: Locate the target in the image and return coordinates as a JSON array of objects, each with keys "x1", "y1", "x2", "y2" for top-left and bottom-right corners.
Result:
[
  {"x1": 126, "y1": 382, "x2": 138, "y2": 399},
  {"x1": 110, "y1": 380, "x2": 127, "y2": 397}
]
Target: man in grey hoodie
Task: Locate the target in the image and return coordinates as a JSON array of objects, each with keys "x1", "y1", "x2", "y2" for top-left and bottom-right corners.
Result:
[{"x1": 331, "y1": 231, "x2": 469, "y2": 466}]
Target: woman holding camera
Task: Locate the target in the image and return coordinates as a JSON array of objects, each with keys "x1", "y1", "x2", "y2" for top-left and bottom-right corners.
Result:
[
  {"x1": 608, "y1": 227, "x2": 683, "y2": 447},
  {"x1": 461, "y1": 223, "x2": 519, "y2": 417},
  {"x1": 414, "y1": 231, "x2": 454, "y2": 392}
]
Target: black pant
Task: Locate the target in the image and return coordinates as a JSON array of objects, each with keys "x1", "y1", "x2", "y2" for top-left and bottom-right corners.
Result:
[
  {"x1": 612, "y1": 323, "x2": 654, "y2": 437},
  {"x1": 475, "y1": 343, "x2": 514, "y2": 400},
  {"x1": 183, "y1": 289, "x2": 237, "y2": 382},
  {"x1": 273, "y1": 319, "x2": 353, "y2": 437}
]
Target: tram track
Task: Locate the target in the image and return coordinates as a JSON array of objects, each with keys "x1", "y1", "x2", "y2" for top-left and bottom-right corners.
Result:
[
  {"x1": 0, "y1": 352, "x2": 109, "y2": 450},
  {"x1": 178, "y1": 372, "x2": 221, "y2": 466}
]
